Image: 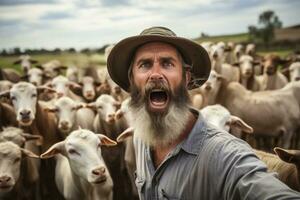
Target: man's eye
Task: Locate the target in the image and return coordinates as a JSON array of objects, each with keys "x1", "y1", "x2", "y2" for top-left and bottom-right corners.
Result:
[
  {"x1": 162, "y1": 61, "x2": 174, "y2": 68},
  {"x1": 139, "y1": 62, "x2": 151, "y2": 69}
]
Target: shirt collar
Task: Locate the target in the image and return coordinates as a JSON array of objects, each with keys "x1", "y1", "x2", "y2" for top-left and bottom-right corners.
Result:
[{"x1": 178, "y1": 108, "x2": 208, "y2": 155}]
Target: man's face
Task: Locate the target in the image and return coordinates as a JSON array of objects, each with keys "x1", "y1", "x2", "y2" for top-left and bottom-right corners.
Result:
[
  {"x1": 128, "y1": 42, "x2": 191, "y2": 147},
  {"x1": 131, "y1": 42, "x2": 188, "y2": 114}
]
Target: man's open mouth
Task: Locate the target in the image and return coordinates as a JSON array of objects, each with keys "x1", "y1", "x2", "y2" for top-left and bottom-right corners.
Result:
[{"x1": 148, "y1": 89, "x2": 169, "y2": 111}]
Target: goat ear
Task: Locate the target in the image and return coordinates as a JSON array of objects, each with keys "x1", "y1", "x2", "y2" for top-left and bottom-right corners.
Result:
[
  {"x1": 20, "y1": 75, "x2": 29, "y2": 81},
  {"x1": 44, "y1": 107, "x2": 58, "y2": 113},
  {"x1": 117, "y1": 127, "x2": 134, "y2": 143},
  {"x1": 274, "y1": 147, "x2": 300, "y2": 164},
  {"x1": 115, "y1": 109, "x2": 124, "y2": 120},
  {"x1": 69, "y1": 81, "x2": 82, "y2": 90},
  {"x1": 85, "y1": 102, "x2": 96, "y2": 111},
  {"x1": 94, "y1": 81, "x2": 101, "y2": 87},
  {"x1": 40, "y1": 141, "x2": 65, "y2": 159},
  {"x1": 0, "y1": 90, "x2": 10, "y2": 99},
  {"x1": 21, "y1": 133, "x2": 44, "y2": 146},
  {"x1": 230, "y1": 115, "x2": 253, "y2": 133},
  {"x1": 97, "y1": 134, "x2": 117, "y2": 146},
  {"x1": 37, "y1": 86, "x2": 56, "y2": 94},
  {"x1": 114, "y1": 101, "x2": 121, "y2": 110},
  {"x1": 224, "y1": 46, "x2": 232, "y2": 52},
  {"x1": 21, "y1": 148, "x2": 39, "y2": 158},
  {"x1": 280, "y1": 68, "x2": 290, "y2": 74},
  {"x1": 36, "y1": 65, "x2": 43, "y2": 70},
  {"x1": 74, "y1": 104, "x2": 83, "y2": 110},
  {"x1": 232, "y1": 62, "x2": 240, "y2": 67}
]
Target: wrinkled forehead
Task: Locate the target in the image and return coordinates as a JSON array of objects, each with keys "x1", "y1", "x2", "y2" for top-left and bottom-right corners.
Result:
[
  {"x1": 134, "y1": 42, "x2": 181, "y2": 61},
  {"x1": 11, "y1": 83, "x2": 36, "y2": 94}
]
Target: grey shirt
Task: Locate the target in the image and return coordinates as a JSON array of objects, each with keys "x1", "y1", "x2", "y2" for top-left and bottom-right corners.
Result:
[{"x1": 134, "y1": 110, "x2": 300, "y2": 200}]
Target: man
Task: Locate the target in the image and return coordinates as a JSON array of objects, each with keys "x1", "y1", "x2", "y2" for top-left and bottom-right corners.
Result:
[{"x1": 107, "y1": 26, "x2": 300, "y2": 199}]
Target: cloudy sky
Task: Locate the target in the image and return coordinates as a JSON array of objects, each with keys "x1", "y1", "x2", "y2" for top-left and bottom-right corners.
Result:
[{"x1": 0, "y1": 0, "x2": 299, "y2": 50}]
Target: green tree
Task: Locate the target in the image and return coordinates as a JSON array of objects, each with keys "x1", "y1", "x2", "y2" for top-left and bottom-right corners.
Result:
[
  {"x1": 248, "y1": 10, "x2": 282, "y2": 46},
  {"x1": 258, "y1": 10, "x2": 282, "y2": 46}
]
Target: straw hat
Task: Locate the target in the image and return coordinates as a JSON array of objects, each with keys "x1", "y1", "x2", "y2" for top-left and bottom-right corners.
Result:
[{"x1": 107, "y1": 26, "x2": 211, "y2": 92}]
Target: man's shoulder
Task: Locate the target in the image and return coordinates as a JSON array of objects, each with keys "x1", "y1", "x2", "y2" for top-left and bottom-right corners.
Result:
[{"x1": 200, "y1": 123, "x2": 255, "y2": 158}]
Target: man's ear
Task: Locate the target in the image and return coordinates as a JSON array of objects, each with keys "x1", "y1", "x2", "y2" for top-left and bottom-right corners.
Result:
[{"x1": 185, "y1": 71, "x2": 191, "y2": 87}]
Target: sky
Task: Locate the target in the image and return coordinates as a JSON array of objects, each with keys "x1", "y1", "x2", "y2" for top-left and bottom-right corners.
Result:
[{"x1": 0, "y1": 0, "x2": 299, "y2": 50}]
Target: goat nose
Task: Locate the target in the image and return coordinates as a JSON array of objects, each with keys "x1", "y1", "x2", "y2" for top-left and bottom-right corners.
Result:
[
  {"x1": 92, "y1": 167, "x2": 106, "y2": 176},
  {"x1": 0, "y1": 176, "x2": 11, "y2": 183},
  {"x1": 60, "y1": 121, "x2": 69, "y2": 127},
  {"x1": 108, "y1": 113, "x2": 115, "y2": 119},
  {"x1": 20, "y1": 110, "x2": 31, "y2": 117}
]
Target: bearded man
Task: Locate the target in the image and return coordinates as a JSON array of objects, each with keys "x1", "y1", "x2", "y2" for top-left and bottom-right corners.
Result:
[{"x1": 107, "y1": 27, "x2": 300, "y2": 199}]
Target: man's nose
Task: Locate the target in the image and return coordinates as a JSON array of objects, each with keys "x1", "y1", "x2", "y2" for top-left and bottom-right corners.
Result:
[{"x1": 150, "y1": 63, "x2": 164, "y2": 80}]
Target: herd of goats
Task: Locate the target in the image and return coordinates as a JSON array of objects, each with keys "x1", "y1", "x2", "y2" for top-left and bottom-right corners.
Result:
[{"x1": 0, "y1": 42, "x2": 300, "y2": 199}]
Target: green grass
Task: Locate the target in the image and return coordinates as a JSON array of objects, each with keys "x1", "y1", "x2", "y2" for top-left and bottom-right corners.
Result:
[
  {"x1": 0, "y1": 52, "x2": 107, "y2": 72},
  {"x1": 194, "y1": 33, "x2": 249, "y2": 44},
  {"x1": 257, "y1": 49, "x2": 293, "y2": 58}
]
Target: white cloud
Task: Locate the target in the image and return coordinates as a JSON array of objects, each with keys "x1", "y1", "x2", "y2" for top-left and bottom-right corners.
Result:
[{"x1": 0, "y1": 0, "x2": 299, "y2": 50}]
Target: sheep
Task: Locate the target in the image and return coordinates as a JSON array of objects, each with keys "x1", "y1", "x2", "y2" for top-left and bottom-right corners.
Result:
[
  {"x1": 200, "y1": 104, "x2": 253, "y2": 136},
  {"x1": 0, "y1": 82, "x2": 65, "y2": 199},
  {"x1": 258, "y1": 54, "x2": 288, "y2": 90},
  {"x1": 0, "y1": 127, "x2": 42, "y2": 147},
  {"x1": 198, "y1": 104, "x2": 300, "y2": 192},
  {"x1": 13, "y1": 55, "x2": 38, "y2": 74},
  {"x1": 0, "y1": 81, "x2": 13, "y2": 93},
  {"x1": 213, "y1": 73, "x2": 300, "y2": 149},
  {"x1": 38, "y1": 60, "x2": 67, "y2": 79},
  {"x1": 289, "y1": 62, "x2": 300, "y2": 82},
  {"x1": 0, "y1": 102, "x2": 17, "y2": 131},
  {"x1": 87, "y1": 94, "x2": 133, "y2": 200},
  {"x1": 66, "y1": 66, "x2": 79, "y2": 83},
  {"x1": 245, "y1": 43, "x2": 256, "y2": 56},
  {"x1": 114, "y1": 98, "x2": 138, "y2": 199},
  {"x1": 47, "y1": 75, "x2": 84, "y2": 102},
  {"x1": 40, "y1": 129, "x2": 116, "y2": 200},
  {"x1": 45, "y1": 96, "x2": 95, "y2": 138},
  {"x1": 22, "y1": 68, "x2": 49, "y2": 86},
  {"x1": 0, "y1": 68, "x2": 21, "y2": 83},
  {"x1": 233, "y1": 44, "x2": 244, "y2": 63},
  {"x1": 235, "y1": 55, "x2": 261, "y2": 91},
  {"x1": 0, "y1": 141, "x2": 39, "y2": 200},
  {"x1": 255, "y1": 147, "x2": 300, "y2": 192},
  {"x1": 78, "y1": 76, "x2": 101, "y2": 102}
]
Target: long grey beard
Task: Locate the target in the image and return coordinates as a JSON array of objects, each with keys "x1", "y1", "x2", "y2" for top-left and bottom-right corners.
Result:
[{"x1": 129, "y1": 102, "x2": 190, "y2": 147}]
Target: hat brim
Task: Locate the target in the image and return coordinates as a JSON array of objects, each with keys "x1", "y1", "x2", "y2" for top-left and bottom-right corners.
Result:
[{"x1": 107, "y1": 35, "x2": 211, "y2": 92}]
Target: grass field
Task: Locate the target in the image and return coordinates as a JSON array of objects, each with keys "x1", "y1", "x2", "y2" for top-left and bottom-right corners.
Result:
[
  {"x1": 0, "y1": 31, "x2": 295, "y2": 72},
  {"x1": 0, "y1": 52, "x2": 107, "y2": 72},
  {"x1": 194, "y1": 33, "x2": 249, "y2": 44}
]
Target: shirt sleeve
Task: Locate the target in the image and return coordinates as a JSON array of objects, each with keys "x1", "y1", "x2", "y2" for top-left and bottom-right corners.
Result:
[{"x1": 209, "y1": 132, "x2": 300, "y2": 200}]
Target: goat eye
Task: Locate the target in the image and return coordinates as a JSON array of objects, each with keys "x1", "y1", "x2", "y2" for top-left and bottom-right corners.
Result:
[
  {"x1": 10, "y1": 96, "x2": 16, "y2": 101},
  {"x1": 98, "y1": 106, "x2": 102, "y2": 109},
  {"x1": 68, "y1": 149, "x2": 79, "y2": 155},
  {"x1": 32, "y1": 94, "x2": 37, "y2": 98}
]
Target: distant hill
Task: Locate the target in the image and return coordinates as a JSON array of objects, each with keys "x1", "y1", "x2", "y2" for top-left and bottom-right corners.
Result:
[
  {"x1": 193, "y1": 33, "x2": 249, "y2": 44},
  {"x1": 193, "y1": 24, "x2": 300, "y2": 44}
]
